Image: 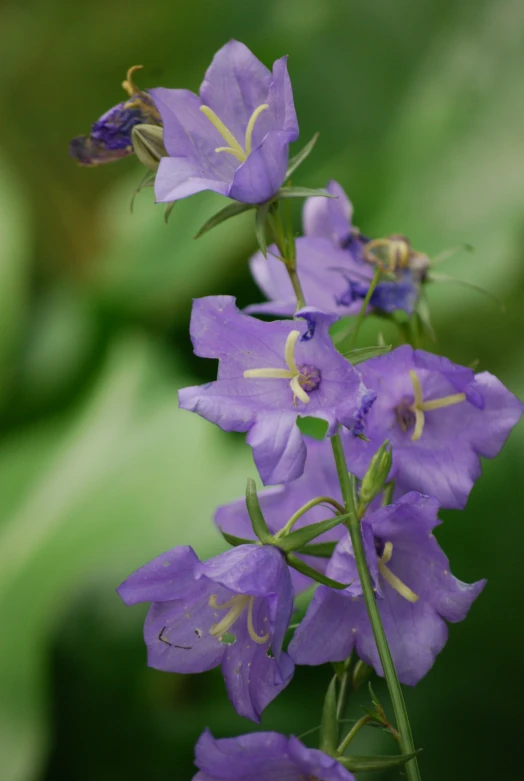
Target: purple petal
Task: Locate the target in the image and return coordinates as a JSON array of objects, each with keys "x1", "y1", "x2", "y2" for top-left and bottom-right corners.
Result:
[
  {"x1": 229, "y1": 130, "x2": 291, "y2": 204},
  {"x1": 116, "y1": 545, "x2": 199, "y2": 605},
  {"x1": 266, "y1": 56, "x2": 299, "y2": 141},
  {"x1": 197, "y1": 545, "x2": 287, "y2": 598},
  {"x1": 194, "y1": 729, "x2": 290, "y2": 778},
  {"x1": 154, "y1": 156, "x2": 231, "y2": 202},
  {"x1": 288, "y1": 737, "x2": 356, "y2": 781},
  {"x1": 247, "y1": 411, "x2": 306, "y2": 484},
  {"x1": 302, "y1": 180, "x2": 353, "y2": 244},
  {"x1": 288, "y1": 587, "x2": 357, "y2": 665}
]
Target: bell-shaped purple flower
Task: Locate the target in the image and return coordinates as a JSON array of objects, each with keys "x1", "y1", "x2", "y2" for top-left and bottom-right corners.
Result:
[
  {"x1": 192, "y1": 729, "x2": 355, "y2": 781},
  {"x1": 289, "y1": 493, "x2": 486, "y2": 685},
  {"x1": 345, "y1": 345, "x2": 524, "y2": 509},
  {"x1": 117, "y1": 543, "x2": 294, "y2": 722},
  {"x1": 216, "y1": 437, "x2": 346, "y2": 594},
  {"x1": 179, "y1": 296, "x2": 375, "y2": 485},
  {"x1": 150, "y1": 40, "x2": 298, "y2": 205}
]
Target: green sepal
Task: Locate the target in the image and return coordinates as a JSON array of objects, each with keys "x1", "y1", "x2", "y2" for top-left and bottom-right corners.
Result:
[
  {"x1": 416, "y1": 294, "x2": 437, "y2": 342},
  {"x1": 276, "y1": 186, "x2": 336, "y2": 200},
  {"x1": 319, "y1": 675, "x2": 339, "y2": 756},
  {"x1": 351, "y1": 659, "x2": 373, "y2": 690},
  {"x1": 338, "y1": 752, "x2": 421, "y2": 772},
  {"x1": 359, "y1": 440, "x2": 392, "y2": 507},
  {"x1": 218, "y1": 528, "x2": 256, "y2": 548},
  {"x1": 193, "y1": 201, "x2": 255, "y2": 238},
  {"x1": 245, "y1": 478, "x2": 273, "y2": 544},
  {"x1": 297, "y1": 541, "x2": 337, "y2": 558},
  {"x1": 276, "y1": 514, "x2": 349, "y2": 553},
  {"x1": 164, "y1": 201, "x2": 176, "y2": 223},
  {"x1": 130, "y1": 169, "x2": 155, "y2": 213},
  {"x1": 340, "y1": 344, "x2": 392, "y2": 363},
  {"x1": 132, "y1": 124, "x2": 166, "y2": 170},
  {"x1": 286, "y1": 553, "x2": 349, "y2": 589},
  {"x1": 255, "y1": 202, "x2": 271, "y2": 257},
  {"x1": 285, "y1": 133, "x2": 319, "y2": 178}
]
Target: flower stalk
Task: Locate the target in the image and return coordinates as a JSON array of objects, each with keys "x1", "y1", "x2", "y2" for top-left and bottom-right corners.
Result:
[
  {"x1": 330, "y1": 432, "x2": 421, "y2": 781},
  {"x1": 267, "y1": 205, "x2": 306, "y2": 310}
]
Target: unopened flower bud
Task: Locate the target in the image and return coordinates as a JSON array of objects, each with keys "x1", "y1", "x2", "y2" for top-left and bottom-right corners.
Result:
[
  {"x1": 359, "y1": 440, "x2": 392, "y2": 507},
  {"x1": 132, "y1": 124, "x2": 166, "y2": 171}
]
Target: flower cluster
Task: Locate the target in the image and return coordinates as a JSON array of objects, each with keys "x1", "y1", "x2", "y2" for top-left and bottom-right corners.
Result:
[{"x1": 75, "y1": 40, "x2": 523, "y2": 779}]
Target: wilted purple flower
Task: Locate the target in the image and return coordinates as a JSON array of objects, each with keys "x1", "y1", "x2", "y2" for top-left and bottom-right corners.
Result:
[
  {"x1": 192, "y1": 729, "x2": 355, "y2": 781},
  {"x1": 345, "y1": 345, "x2": 524, "y2": 509},
  {"x1": 179, "y1": 296, "x2": 375, "y2": 485},
  {"x1": 216, "y1": 437, "x2": 346, "y2": 593},
  {"x1": 289, "y1": 493, "x2": 486, "y2": 685},
  {"x1": 150, "y1": 40, "x2": 298, "y2": 205},
  {"x1": 117, "y1": 543, "x2": 294, "y2": 722},
  {"x1": 70, "y1": 66, "x2": 160, "y2": 166}
]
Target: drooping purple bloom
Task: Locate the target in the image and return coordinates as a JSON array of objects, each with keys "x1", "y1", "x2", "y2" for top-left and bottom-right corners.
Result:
[
  {"x1": 216, "y1": 437, "x2": 347, "y2": 594},
  {"x1": 179, "y1": 296, "x2": 375, "y2": 485},
  {"x1": 289, "y1": 493, "x2": 486, "y2": 685},
  {"x1": 345, "y1": 345, "x2": 524, "y2": 509},
  {"x1": 117, "y1": 543, "x2": 294, "y2": 722},
  {"x1": 150, "y1": 40, "x2": 298, "y2": 205},
  {"x1": 70, "y1": 66, "x2": 160, "y2": 166},
  {"x1": 192, "y1": 729, "x2": 355, "y2": 781}
]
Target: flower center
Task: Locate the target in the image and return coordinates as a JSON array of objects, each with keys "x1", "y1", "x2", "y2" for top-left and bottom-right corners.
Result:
[
  {"x1": 243, "y1": 330, "x2": 321, "y2": 405},
  {"x1": 208, "y1": 594, "x2": 269, "y2": 644},
  {"x1": 377, "y1": 541, "x2": 419, "y2": 603},
  {"x1": 394, "y1": 370, "x2": 466, "y2": 441},
  {"x1": 199, "y1": 103, "x2": 269, "y2": 162}
]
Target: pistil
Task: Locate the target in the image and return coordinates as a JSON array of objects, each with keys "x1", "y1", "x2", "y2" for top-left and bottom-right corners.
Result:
[
  {"x1": 378, "y1": 542, "x2": 419, "y2": 603},
  {"x1": 406, "y1": 370, "x2": 466, "y2": 441},
  {"x1": 199, "y1": 103, "x2": 269, "y2": 162}
]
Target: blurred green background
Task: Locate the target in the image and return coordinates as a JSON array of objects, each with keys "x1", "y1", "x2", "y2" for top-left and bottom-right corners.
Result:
[{"x1": 1, "y1": 0, "x2": 523, "y2": 779}]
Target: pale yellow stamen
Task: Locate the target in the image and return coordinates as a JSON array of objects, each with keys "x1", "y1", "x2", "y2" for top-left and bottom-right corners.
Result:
[
  {"x1": 243, "y1": 330, "x2": 311, "y2": 405},
  {"x1": 408, "y1": 370, "x2": 466, "y2": 442},
  {"x1": 208, "y1": 594, "x2": 270, "y2": 644},
  {"x1": 378, "y1": 542, "x2": 419, "y2": 603},
  {"x1": 244, "y1": 103, "x2": 269, "y2": 155},
  {"x1": 200, "y1": 103, "x2": 270, "y2": 162},
  {"x1": 199, "y1": 105, "x2": 245, "y2": 157},
  {"x1": 247, "y1": 597, "x2": 270, "y2": 644}
]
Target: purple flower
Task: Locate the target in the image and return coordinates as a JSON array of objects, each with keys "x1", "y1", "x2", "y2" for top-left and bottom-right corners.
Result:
[
  {"x1": 179, "y1": 296, "x2": 375, "y2": 485},
  {"x1": 70, "y1": 66, "x2": 160, "y2": 166},
  {"x1": 289, "y1": 493, "x2": 486, "y2": 685},
  {"x1": 345, "y1": 345, "x2": 524, "y2": 509},
  {"x1": 117, "y1": 543, "x2": 294, "y2": 722},
  {"x1": 216, "y1": 437, "x2": 346, "y2": 594},
  {"x1": 192, "y1": 729, "x2": 355, "y2": 781},
  {"x1": 150, "y1": 40, "x2": 298, "y2": 205}
]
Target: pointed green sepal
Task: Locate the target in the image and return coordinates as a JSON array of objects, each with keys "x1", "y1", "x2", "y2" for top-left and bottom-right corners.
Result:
[
  {"x1": 245, "y1": 478, "x2": 273, "y2": 544},
  {"x1": 351, "y1": 659, "x2": 373, "y2": 691},
  {"x1": 297, "y1": 541, "x2": 337, "y2": 558},
  {"x1": 338, "y1": 752, "x2": 421, "y2": 772},
  {"x1": 285, "y1": 132, "x2": 319, "y2": 178},
  {"x1": 255, "y1": 202, "x2": 271, "y2": 257},
  {"x1": 276, "y1": 514, "x2": 349, "y2": 553},
  {"x1": 164, "y1": 201, "x2": 176, "y2": 223},
  {"x1": 286, "y1": 553, "x2": 349, "y2": 589},
  {"x1": 340, "y1": 344, "x2": 392, "y2": 363},
  {"x1": 276, "y1": 186, "x2": 336, "y2": 200},
  {"x1": 319, "y1": 675, "x2": 339, "y2": 756},
  {"x1": 194, "y1": 201, "x2": 255, "y2": 239},
  {"x1": 359, "y1": 440, "x2": 392, "y2": 507},
  {"x1": 132, "y1": 124, "x2": 166, "y2": 171},
  {"x1": 219, "y1": 528, "x2": 256, "y2": 548},
  {"x1": 130, "y1": 169, "x2": 155, "y2": 213}
]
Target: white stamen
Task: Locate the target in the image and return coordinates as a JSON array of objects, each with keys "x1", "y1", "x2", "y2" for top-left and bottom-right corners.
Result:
[
  {"x1": 200, "y1": 102, "x2": 270, "y2": 162},
  {"x1": 243, "y1": 329, "x2": 314, "y2": 405},
  {"x1": 378, "y1": 542, "x2": 419, "y2": 603},
  {"x1": 408, "y1": 369, "x2": 466, "y2": 442},
  {"x1": 244, "y1": 103, "x2": 269, "y2": 155}
]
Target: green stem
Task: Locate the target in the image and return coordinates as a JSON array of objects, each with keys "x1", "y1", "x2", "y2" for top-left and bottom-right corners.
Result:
[
  {"x1": 346, "y1": 268, "x2": 381, "y2": 351},
  {"x1": 330, "y1": 433, "x2": 421, "y2": 781},
  {"x1": 276, "y1": 495, "x2": 345, "y2": 538},
  {"x1": 337, "y1": 715, "x2": 371, "y2": 755},
  {"x1": 267, "y1": 206, "x2": 306, "y2": 309},
  {"x1": 335, "y1": 663, "x2": 351, "y2": 722}
]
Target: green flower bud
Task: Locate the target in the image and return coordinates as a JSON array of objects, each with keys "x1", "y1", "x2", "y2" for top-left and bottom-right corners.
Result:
[
  {"x1": 359, "y1": 440, "x2": 392, "y2": 507},
  {"x1": 132, "y1": 124, "x2": 166, "y2": 171}
]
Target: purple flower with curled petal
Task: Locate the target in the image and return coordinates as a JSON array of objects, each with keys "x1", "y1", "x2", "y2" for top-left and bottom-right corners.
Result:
[
  {"x1": 345, "y1": 345, "x2": 524, "y2": 509},
  {"x1": 179, "y1": 296, "x2": 375, "y2": 485},
  {"x1": 117, "y1": 543, "x2": 294, "y2": 722},
  {"x1": 192, "y1": 729, "x2": 355, "y2": 781},
  {"x1": 289, "y1": 492, "x2": 486, "y2": 685},
  {"x1": 150, "y1": 40, "x2": 298, "y2": 205}
]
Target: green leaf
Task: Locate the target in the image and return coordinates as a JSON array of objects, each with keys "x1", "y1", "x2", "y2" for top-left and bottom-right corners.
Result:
[
  {"x1": 194, "y1": 201, "x2": 255, "y2": 238},
  {"x1": 297, "y1": 541, "x2": 337, "y2": 558},
  {"x1": 219, "y1": 529, "x2": 256, "y2": 547},
  {"x1": 338, "y1": 752, "x2": 421, "y2": 772},
  {"x1": 255, "y1": 202, "x2": 271, "y2": 257},
  {"x1": 286, "y1": 553, "x2": 349, "y2": 589},
  {"x1": 245, "y1": 478, "x2": 273, "y2": 543},
  {"x1": 276, "y1": 186, "x2": 336, "y2": 200},
  {"x1": 285, "y1": 133, "x2": 319, "y2": 178},
  {"x1": 277, "y1": 514, "x2": 349, "y2": 553},
  {"x1": 319, "y1": 676, "x2": 338, "y2": 756},
  {"x1": 340, "y1": 344, "x2": 392, "y2": 363}
]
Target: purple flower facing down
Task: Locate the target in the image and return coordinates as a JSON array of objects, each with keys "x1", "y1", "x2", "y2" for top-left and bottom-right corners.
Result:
[
  {"x1": 70, "y1": 66, "x2": 160, "y2": 166},
  {"x1": 179, "y1": 296, "x2": 375, "y2": 485},
  {"x1": 150, "y1": 40, "x2": 298, "y2": 205},
  {"x1": 289, "y1": 493, "x2": 486, "y2": 685},
  {"x1": 192, "y1": 729, "x2": 355, "y2": 781},
  {"x1": 117, "y1": 543, "x2": 294, "y2": 722},
  {"x1": 345, "y1": 345, "x2": 524, "y2": 509},
  {"x1": 216, "y1": 437, "x2": 347, "y2": 594}
]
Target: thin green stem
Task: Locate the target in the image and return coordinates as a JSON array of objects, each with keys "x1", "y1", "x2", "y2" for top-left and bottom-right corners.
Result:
[
  {"x1": 335, "y1": 664, "x2": 351, "y2": 722},
  {"x1": 346, "y1": 269, "x2": 381, "y2": 351},
  {"x1": 267, "y1": 206, "x2": 306, "y2": 309},
  {"x1": 275, "y1": 496, "x2": 345, "y2": 538},
  {"x1": 337, "y1": 715, "x2": 371, "y2": 755},
  {"x1": 330, "y1": 433, "x2": 421, "y2": 781}
]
